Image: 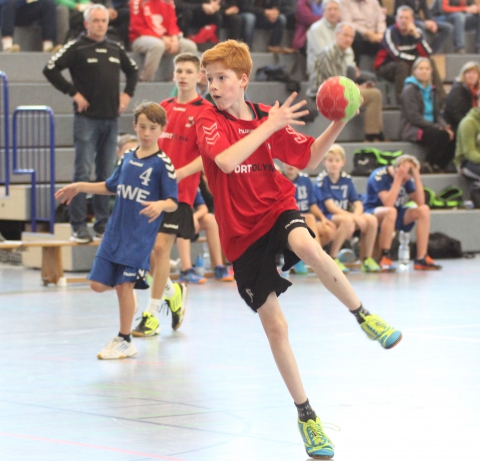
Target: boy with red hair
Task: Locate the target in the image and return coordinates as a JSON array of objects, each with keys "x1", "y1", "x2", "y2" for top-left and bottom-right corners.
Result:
[{"x1": 196, "y1": 40, "x2": 402, "y2": 459}]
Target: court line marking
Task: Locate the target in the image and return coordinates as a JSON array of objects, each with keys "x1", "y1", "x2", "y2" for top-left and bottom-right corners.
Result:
[
  {"x1": 406, "y1": 333, "x2": 480, "y2": 343},
  {"x1": 0, "y1": 432, "x2": 189, "y2": 461},
  {"x1": 403, "y1": 323, "x2": 480, "y2": 332}
]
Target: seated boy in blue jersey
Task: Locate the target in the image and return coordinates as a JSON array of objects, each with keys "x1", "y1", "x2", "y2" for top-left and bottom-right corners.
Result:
[
  {"x1": 282, "y1": 164, "x2": 335, "y2": 274},
  {"x1": 316, "y1": 144, "x2": 381, "y2": 273},
  {"x1": 55, "y1": 102, "x2": 178, "y2": 360},
  {"x1": 363, "y1": 154, "x2": 442, "y2": 272},
  {"x1": 176, "y1": 189, "x2": 234, "y2": 282}
]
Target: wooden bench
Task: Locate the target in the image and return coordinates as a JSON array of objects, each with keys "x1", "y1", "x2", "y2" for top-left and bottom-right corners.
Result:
[
  {"x1": 0, "y1": 240, "x2": 100, "y2": 286},
  {"x1": 0, "y1": 235, "x2": 211, "y2": 287}
]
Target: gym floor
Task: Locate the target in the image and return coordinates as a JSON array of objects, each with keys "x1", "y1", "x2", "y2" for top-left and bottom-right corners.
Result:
[{"x1": 0, "y1": 258, "x2": 479, "y2": 461}]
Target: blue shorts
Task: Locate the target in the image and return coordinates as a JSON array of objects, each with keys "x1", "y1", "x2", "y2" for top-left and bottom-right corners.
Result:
[
  {"x1": 88, "y1": 256, "x2": 149, "y2": 289},
  {"x1": 395, "y1": 204, "x2": 417, "y2": 232},
  {"x1": 364, "y1": 204, "x2": 416, "y2": 232}
]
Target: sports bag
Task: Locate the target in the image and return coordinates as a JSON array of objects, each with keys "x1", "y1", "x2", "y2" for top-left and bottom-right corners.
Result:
[
  {"x1": 351, "y1": 148, "x2": 403, "y2": 176},
  {"x1": 423, "y1": 185, "x2": 463, "y2": 209},
  {"x1": 411, "y1": 232, "x2": 463, "y2": 259}
]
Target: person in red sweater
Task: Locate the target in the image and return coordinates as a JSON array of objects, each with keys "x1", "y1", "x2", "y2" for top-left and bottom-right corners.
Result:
[{"x1": 129, "y1": 0, "x2": 197, "y2": 81}]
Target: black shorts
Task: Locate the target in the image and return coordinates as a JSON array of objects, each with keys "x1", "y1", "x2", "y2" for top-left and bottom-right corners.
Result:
[
  {"x1": 158, "y1": 202, "x2": 195, "y2": 239},
  {"x1": 232, "y1": 210, "x2": 315, "y2": 312}
]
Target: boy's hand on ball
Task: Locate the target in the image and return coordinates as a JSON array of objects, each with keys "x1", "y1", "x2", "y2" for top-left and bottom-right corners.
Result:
[{"x1": 267, "y1": 92, "x2": 309, "y2": 130}]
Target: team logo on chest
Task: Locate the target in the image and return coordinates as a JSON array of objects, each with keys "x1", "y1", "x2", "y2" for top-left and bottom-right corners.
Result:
[{"x1": 185, "y1": 116, "x2": 195, "y2": 128}]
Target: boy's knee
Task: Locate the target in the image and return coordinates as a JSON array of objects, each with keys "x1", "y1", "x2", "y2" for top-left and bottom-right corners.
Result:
[
  {"x1": 385, "y1": 206, "x2": 397, "y2": 221},
  {"x1": 90, "y1": 281, "x2": 107, "y2": 292},
  {"x1": 417, "y1": 204, "x2": 430, "y2": 217}
]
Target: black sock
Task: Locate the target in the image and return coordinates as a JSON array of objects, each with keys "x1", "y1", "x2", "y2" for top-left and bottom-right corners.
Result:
[
  {"x1": 118, "y1": 332, "x2": 131, "y2": 342},
  {"x1": 295, "y1": 399, "x2": 317, "y2": 423},
  {"x1": 381, "y1": 249, "x2": 390, "y2": 258},
  {"x1": 350, "y1": 304, "x2": 371, "y2": 324}
]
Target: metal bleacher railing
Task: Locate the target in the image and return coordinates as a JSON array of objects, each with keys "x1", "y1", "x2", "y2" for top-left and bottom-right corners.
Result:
[
  {"x1": 0, "y1": 71, "x2": 9, "y2": 196},
  {"x1": 12, "y1": 105, "x2": 55, "y2": 233}
]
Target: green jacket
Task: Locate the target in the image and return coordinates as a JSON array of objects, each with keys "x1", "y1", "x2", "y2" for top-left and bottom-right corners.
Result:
[{"x1": 455, "y1": 107, "x2": 480, "y2": 167}]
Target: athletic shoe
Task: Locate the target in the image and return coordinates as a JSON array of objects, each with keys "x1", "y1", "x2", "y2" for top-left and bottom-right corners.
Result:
[
  {"x1": 71, "y1": 227, "x2": 93, "y2": 243},
  {"x1": 379, "y1": 256, "x2": 396, "y2": 272},
  {"x1": 359, "y1": 313, "x2": 402, "y2": 349},
  {"x1": 214, "y1": 265, "x2": 234, "y2": 282},
  {"x1": 164, "y1": 282, "x2": 187, "y2": 330},
  {"x1": 179, "y1": 268, "x2": 206, "y2": 284},
  {"x1": 94, "y1": 224, "x2": 106, "y2": 239},
  {"x1": 298, "y1": 417, "x2": 334, "y2": 459},
  {"x1": 131, "y1": 311, "x2": 160, "y2": 337},
  {"x1": 97, "y1": 336, "x2": 137, "y2": 360},
  {"x1": 292, "y1": 260, "x2": 309, "y2": 275},
  {"x1": 361, "y1": 257, "x2": 381, "y2": 273},
  {"x1": 333, "y1": 257, "x2": 349, "y2": 273},
  {"x1": 414, "y1": 255, "x2": 442, "y2": 271}
]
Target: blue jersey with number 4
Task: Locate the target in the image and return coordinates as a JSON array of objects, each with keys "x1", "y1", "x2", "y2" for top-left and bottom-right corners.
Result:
[{"x1": 97, "y1": 149, "x2": 178, "y2": 270}]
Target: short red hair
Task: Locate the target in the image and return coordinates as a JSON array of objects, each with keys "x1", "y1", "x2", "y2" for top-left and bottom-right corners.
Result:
[{"x1": 201, "y1": 40, "x2": 252, "y2": 80}]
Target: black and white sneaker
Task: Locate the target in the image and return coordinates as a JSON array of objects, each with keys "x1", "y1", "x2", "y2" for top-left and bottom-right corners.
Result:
[
  {"x1": 94, "y1": 225, "x2": 106, "y2": 239},
  {"x1": 71, "y1": 227, "x2": 93, "y2": 243}
]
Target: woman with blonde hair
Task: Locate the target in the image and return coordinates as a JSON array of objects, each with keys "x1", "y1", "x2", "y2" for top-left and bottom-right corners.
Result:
[
  {"x1": 444, "y1": 61, "x2": 480, "y2": 134},
  {"x1": 400, "y1": 56, "x2": 455, "y2": 171}
]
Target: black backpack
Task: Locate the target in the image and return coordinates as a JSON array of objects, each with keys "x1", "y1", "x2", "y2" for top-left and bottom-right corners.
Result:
[
  {"x1": 351, "y1": 148, "x2": 403, "y2": 176},
  {"x1": 411, "y1": 232, "x2": 463, "y2": 259}
]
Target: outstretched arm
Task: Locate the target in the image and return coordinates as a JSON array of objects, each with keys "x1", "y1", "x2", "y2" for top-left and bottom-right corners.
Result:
[
  {"x1": 307, "y1": 120, "x2": 347, "y2": 170},
  {"x1": 55, "y1": 182, "x2": 112, "y2": 205},
  {"x1": 176, "y1": 156, "x2": 203, "y2": 182},
  {"x1": 214, "y1": 93, "x2": 309, "y2": 173}
]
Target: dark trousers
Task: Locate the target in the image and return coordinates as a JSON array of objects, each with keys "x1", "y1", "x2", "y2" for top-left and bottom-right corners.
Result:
[
  {"x1": 178, "y1": 9, "x2": 221, "y2": 37},
  {"x1": 0, "y1": 0, "x2": 56, "y2": 41},
  {"x1": 221, "y1": 13, "x2": 242, "y2": 40},
  {"x1": 419, "y1": 126, "x2": 455, "y2": 169},
  {"x1": 352, "y1": 32, "x2": 380, "y2": 66},
  {"x1": 376, "y1": 59, "x2": 446, "y2": 105}
]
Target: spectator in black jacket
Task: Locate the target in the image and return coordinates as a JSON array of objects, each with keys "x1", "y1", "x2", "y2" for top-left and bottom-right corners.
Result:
[
  {"x1": 176, "y1": 0, "x2": 242, "y2": 42},
  {"x1": 43, "y1": 4, "x2": 138, "y2": 243},
  {"x1": 444, "y1": 61, "x2": 480, "y2": 133},
  {"x1": 393, "y1": 0, "x2": 453, "y2": 53},
  {"x1": 400, "y1": 57, "x2": 455, "y2": 171},
  {"x1": 374, "y1": 5, "x2": 445, "y2": 104},
  {"x1": 238, "y1": 0, "x2": 294, "y2": 52}
]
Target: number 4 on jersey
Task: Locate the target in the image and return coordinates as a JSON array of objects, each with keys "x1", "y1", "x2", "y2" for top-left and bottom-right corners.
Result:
[{"x1": 139, "y1": 167, "x2": 153, "y2": 186}]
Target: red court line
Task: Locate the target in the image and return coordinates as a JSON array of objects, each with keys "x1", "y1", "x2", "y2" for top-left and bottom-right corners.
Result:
[{"x1": 0, "y1": 432, "x2": 188, "y2": 461}]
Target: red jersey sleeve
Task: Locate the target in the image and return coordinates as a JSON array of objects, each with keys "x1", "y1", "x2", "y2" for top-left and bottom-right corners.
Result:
[
  {"x1": 271, "y1": 125, "x2": 314, "y2": 170},
  {"x1": 196, "y1": 108, "x2": 232, "y2": 159}
]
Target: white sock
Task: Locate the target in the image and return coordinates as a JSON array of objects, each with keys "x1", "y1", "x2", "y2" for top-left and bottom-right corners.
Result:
[
  {"x1": 2, "y1": 37, "x2": 13, "y2": 50},
  {"x1": 43, "y1": 40, "x2": 53, "y2": 52},
  {"x1": 163, "y1": 277, "x2": 176, "y2": 299},
  {"x1": 146, "y1": 298, "x2": 161, "y2": 316}
]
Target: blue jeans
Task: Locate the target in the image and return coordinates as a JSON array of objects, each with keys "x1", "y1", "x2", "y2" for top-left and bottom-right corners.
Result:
[
  {"x1": 241, "y1": 12, "x2": 286, "y2": 48},
  {"x1": 435, "y1": 12, "x2": 480, "y2": 51},
  {"x1": 70, "y1": 114, "x2": 118, "y2": 232},
  {"x1": 415, "y1": 19, "x2": 453, "y2": 54}
]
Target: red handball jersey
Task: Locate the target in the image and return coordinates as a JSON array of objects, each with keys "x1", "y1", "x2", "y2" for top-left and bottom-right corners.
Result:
[
  {"x1": 159, "y1": 95, "x2": 212, "y2": 207},
  {"x1": 196, "y1": 102, "x2": 315, "y2": 262}
]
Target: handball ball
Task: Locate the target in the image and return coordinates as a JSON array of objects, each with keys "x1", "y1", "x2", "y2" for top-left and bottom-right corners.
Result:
[{"x1": 316, "y1": 76, "x2": 361, "y2": 122}]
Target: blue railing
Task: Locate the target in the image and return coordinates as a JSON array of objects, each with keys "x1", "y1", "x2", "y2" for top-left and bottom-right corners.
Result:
[
  {"x1": 0, "y1": 71, "x2": 9, "y2": 196},
  {"x1": 12, "y1": 106, "x2": 55, "y2": 233}
]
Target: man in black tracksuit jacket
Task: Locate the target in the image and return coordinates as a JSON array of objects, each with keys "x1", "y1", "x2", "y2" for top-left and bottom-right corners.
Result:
[{"x1": 43, "y1": 3, "x2": 138, "y2": 243}]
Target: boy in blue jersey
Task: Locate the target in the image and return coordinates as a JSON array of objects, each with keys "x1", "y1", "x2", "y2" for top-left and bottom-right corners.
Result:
[
  {"x1": 282, "y1": 165, "x2": 336, "y2": 247},
  {"x1": 176, "y1": 189, "x2": 234, "y2": 282},
  {"x1": 363, "y1": 154, "x2": 442, "y2": 272},
  {"x1": 55, "y1": 102, "x2": 179, "y2": 359},
  {"x1": 317, "y1": 144, "x2": 381, "y2": 273}
]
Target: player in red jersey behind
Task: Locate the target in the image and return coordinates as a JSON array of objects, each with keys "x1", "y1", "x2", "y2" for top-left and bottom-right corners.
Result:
[
  {"x1": 133, "y1": 53, "x2": 216, "y2": 337},
  {"x1": 196, "y1": 40, "x2": 403, "y2": 459}
]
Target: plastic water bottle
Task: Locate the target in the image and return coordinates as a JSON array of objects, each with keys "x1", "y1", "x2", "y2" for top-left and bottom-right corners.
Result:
[
  {"x1": 202, "y1": 242, "x2": 211, "y2": 271},
  {"x1": 398, "y1": 231, "x2": 410, "y2": 267},
  {"x1": 195, "y1": 254, "x2": 205, "y2": 276}
]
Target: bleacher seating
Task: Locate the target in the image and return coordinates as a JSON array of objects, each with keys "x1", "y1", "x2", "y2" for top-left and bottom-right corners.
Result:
[{"x1": 1, "y1": 41, "x2": 480, "y2": 254}]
